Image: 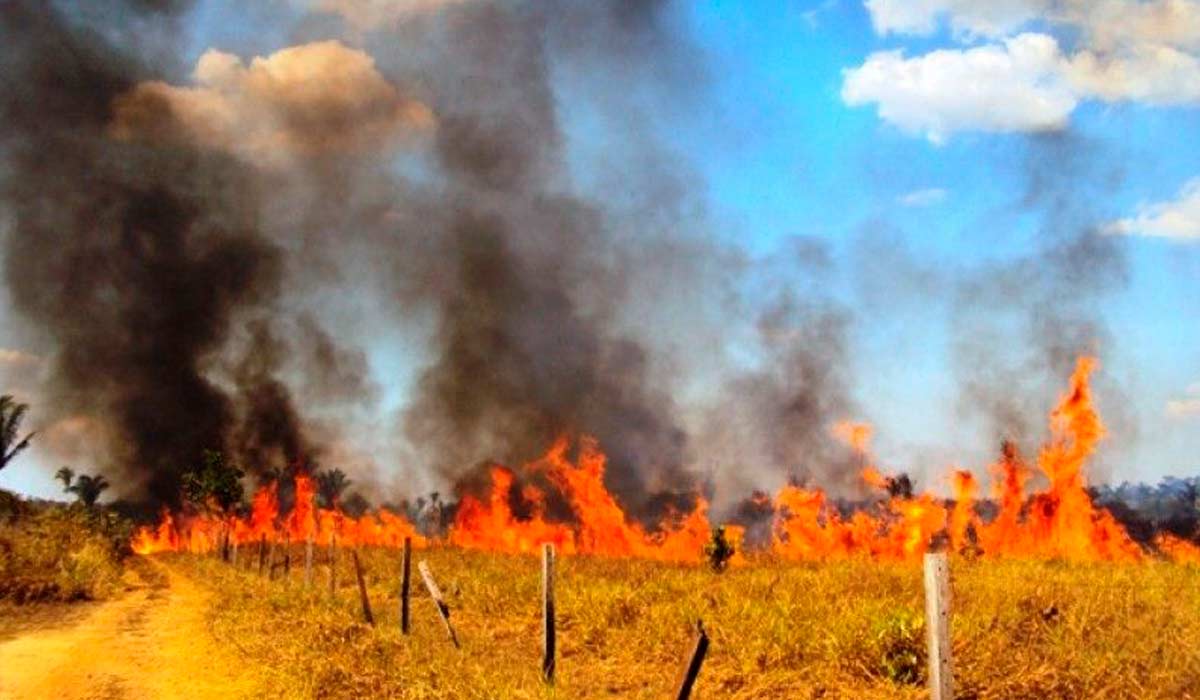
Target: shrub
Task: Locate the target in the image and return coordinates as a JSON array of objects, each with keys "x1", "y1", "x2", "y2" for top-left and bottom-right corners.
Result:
[{"x1": 871, "y1": 608, "x2": 926, "y2": 685}]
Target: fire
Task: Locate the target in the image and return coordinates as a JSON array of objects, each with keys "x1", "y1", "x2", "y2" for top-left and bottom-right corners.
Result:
[
  {"x1": 450, "y1": 435, "x2": 720, "y2": 562},
  {"x1": 131, "y1": 356, "x2": 1200, "y2": 565},
  {"x1": 130, "y1": 472, "x2": 426, "y2": 555}
]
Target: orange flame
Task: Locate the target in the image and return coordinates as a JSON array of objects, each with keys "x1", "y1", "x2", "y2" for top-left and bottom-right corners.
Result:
[
  {"x1": 131, "y1": 471, "x2": 426, "y2": 555},
  {"x1": 450, "y1": 435, "x2": 716, "y2": 562}
]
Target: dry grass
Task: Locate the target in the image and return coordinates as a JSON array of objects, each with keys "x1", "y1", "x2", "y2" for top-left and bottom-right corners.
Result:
[{"x1": 175, "y1": 547, "x2": 1200, "y2": 699}]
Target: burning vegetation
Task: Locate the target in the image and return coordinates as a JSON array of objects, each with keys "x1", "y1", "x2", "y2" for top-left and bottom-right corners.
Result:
[{"x1": 132, "y1": 356, "x2": 1200, "y2": 565}]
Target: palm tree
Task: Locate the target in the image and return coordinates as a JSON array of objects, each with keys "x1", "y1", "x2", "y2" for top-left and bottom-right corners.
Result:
[
  {"x1": 67, "y1": 474, "x2": 110, "y2": 507},
  {"x1": 0, "y1": 395, "x2": 34, "y2": 472},
  {"x1": 316, "y1": 468, "x2": 351, "y2": 508},
  {"x1": 55, "y1": 466, "x2": 75, "y2": 490}
]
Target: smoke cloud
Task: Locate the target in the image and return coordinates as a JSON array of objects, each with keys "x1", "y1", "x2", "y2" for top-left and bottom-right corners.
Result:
[{"x1": 1, "y1": 0, "x2": 1136, "y2": 521}]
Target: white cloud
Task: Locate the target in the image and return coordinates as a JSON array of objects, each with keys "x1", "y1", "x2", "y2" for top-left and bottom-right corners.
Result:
[
  {"x1": 1107, "y1": 178, "x2": 1200, "y2": 240},
  {"x1": 898, "y1": 188, "x2": 948, "y2": 207},
  {"x1": 1065, "y1": 44, "x2": 1200, "y2": 104},
  {"x1": 111, "y1": 41, "x2": 435, "y2": 167},
  {"x1": 1067, "y1": 0, "x2": 1200, "y2": 53},
  {"x1": 842, "y1": 33, "x2": 1076, "y2": 143},
  {"x1": 864, "y1": 0, "x2": 1200, "y2": 48},
  {"x1": 1167, "y1": 382, "x2": 1200, "y2": 418},
  {"x1": 850, "y1": 0, "x2": 1200, "y2": 140},
  {"x1": 864, "y1": 0, "x2": 1043, "y2": 38}
]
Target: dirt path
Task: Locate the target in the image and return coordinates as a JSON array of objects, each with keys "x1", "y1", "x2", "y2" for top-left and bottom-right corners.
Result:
[{"x1": 0, "y1": 558, "x2": 261, "y2": 700}]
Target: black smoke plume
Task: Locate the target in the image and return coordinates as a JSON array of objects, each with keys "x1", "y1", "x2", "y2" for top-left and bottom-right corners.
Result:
[{"x1": 0, "y1": 0, "x2": 304, "y2": 505}]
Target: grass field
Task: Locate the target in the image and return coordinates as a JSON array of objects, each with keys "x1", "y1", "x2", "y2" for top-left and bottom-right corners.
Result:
[{"x1": 172, "y1": 546, "x2": 1200, "y2": 699}]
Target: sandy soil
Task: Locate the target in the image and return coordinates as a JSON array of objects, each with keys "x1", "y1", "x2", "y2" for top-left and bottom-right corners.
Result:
[{"x1": 0, "y1": 559, "x2": 261, "y2": 700}]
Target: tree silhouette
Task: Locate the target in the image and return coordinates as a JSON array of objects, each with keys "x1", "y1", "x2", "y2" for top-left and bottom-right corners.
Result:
[
  {"x1": 316, "y1": 469, "x2": 351, "y2": 508},
  {"x1": 54, "y1": 466, "x2": 75, "y2": 490},
  {"x1": 182, "y1": 451, "x2": 244, "y2": 514},
  {"x1": 67, "y1": 474, "x2": 110, "y2": 507},
  {"x1": 0, "y1": 395, "x2": 34, "y2": 472}
]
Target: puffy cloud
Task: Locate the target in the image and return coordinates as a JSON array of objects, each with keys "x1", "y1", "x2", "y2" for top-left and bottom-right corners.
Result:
[
  {"x1": 842, "y1": 34, "x2": 1076, "y2": 143},
  {"x1": 898, "y1": 187, "x2": 948, "y2": 207},
  {"x1": 1166, "y1": 382, "x2": 1200, "y2": 418},
  {"x1": 863, "y1": 0, "x2": 1043, "y2": 38},
  {"x1": 1065, "y1": 44, "x2": 1200, "y2": 104},
  {"x1": 1065, "y1": 0, "x2": 1200, "y2": 53},
  {"x1": 1107, "y1": 178, "x2": 1200, "y2": 240},
  {"x1": 865, "y1": 0, "x2": 1200, "y2": 48},
  {"x1": 851, "y1": 1, "x2": 1200, "y2": 140},
  {"x1": 111, "y1": 41, "x2": 435, "y2": 166}
]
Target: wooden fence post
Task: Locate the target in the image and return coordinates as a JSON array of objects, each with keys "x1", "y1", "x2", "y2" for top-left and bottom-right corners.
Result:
[
  {"x1": 231, "y1": 539, "x2": 239, "y2": 568},
  {"x1": 267, "y1": 538, "x2": 279, "y2": 581},
  {"x1": 924, "y1": 552, "x2": 953, "y2": 700},
  {"x1": 352, "y1": 549, "x2": 375, "y2": 626},
  {"x1": 283, "y1": 533, "x2": 291, "y2": 578},
  {"x1": 400, "y1": 537, "x2": 412, "y2": 635},
  {"x1": 328, "y1": 532, "x2": 338, "y2": 596},
  {"x1": 674, "y1": 620, "x2": 709, "y2": 700},
  {"x1": 258, "y1": 533, "x2": 267, "y2": 576},
  {"x1": 418, "y1": 561, "x2": 460, "y2": 648},
  {"x1": 304, "y1": 532, "x2": 314, "y2": 588},
  {"x1": 542, "y1": 543, "x2": 556, "y2": 683}
]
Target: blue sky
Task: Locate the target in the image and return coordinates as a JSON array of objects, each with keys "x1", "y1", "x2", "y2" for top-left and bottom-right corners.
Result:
[{"x1": 2, "y1": 0, "x2": 1199, "y2": 500}]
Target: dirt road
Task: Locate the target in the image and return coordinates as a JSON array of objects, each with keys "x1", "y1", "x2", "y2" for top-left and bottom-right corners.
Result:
[{"x1": 0, "y1": 559, "x2": 261, "y2": 700}]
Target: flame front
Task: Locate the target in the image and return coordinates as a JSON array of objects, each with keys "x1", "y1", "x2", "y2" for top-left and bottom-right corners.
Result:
[
  {"x1": 131, "y1": 356, "x2": 1195, "y2": 564},
  {"x1": 450, "y1": 435, "x2": 721, "y2": 562},
  {"x1": 131, "y1": 472, "x2": 426, "y2": 555}
]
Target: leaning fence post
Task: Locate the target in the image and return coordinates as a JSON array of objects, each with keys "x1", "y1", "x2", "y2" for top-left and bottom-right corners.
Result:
[
  {"x1": 304, "y1": 532, "x2": 314, "y2": 588},
  {"x1": 924, "y1": 551, "x2": 953, "y2": 700},
  {"x1": 400, "y1": 537, "x2": 412, "y2": 635},
  {"x1": 542, "y1": 543, "x2": 556, "y2": 683},
  {"x1": 352, "y1": 549, "x2": 375, "y2": 626},
  {"x1": 258, "y1": 533, "x2": 267, "y2": 576},
  {"x1": 674, "y1": 620, "x2": 709, "y2": 700},
  {"x1": 418, "y1": 561, "x2": 460, "y2": 648}
]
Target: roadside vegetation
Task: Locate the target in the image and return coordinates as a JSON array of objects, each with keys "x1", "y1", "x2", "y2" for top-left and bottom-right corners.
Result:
[
  {"x1": 0, "y1": 395, "x2": 129, "y2": 604},
  {"x1": 0, "y1": 490, "x2": 130, "y2": 603}
]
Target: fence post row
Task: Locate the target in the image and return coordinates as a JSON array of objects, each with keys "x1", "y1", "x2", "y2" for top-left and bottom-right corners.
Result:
[
  {"x1": 418, "y1": 560, "x2": 460, "y2": 649},
  {"x1": 210, "y1": 521, "x2": 971, "y2": 700},
  {"x1": 542, "y1": 543, "x2": 556, "y2": 684},
  {"x1": 924, "y1": 552, "x2": 954, "y2": 700}
]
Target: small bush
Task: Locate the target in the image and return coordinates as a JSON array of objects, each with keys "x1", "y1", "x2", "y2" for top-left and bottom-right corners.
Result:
[{"x1": 871, "y1": 609, "x2": 926, "y2": 685}]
